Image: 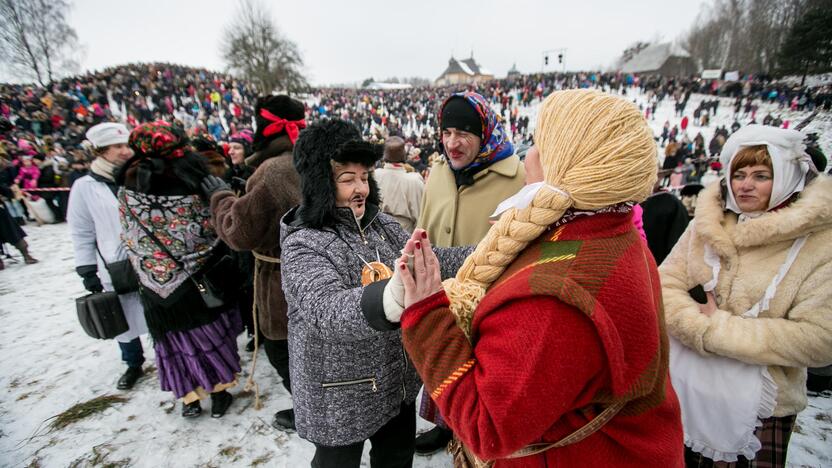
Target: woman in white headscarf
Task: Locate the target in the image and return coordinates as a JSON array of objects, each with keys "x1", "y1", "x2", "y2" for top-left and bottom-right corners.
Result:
[{"x1": 659, "y1": 125, "x2": 832, "y2": 467}]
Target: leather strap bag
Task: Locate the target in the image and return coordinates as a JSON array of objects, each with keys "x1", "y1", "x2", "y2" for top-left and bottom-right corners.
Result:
[{"x1": 447, "y1": 400, "x2": 626, "y2": 468}]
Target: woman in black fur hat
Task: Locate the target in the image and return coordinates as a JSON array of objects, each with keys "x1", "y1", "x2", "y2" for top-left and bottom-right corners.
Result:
[{"x1": 279, "y1": 118, "x2": 471, "y2": 467}]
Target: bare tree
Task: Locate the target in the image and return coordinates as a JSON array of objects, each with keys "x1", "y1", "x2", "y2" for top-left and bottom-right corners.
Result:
[
  {"x1": 220, "y1": 0, "x2": 308, "y2": 94},
  {"x1": 0, "y1": 0, "x2": 80, "y2": 85},
  {"x1": 680, "y1": 0, "x2": 817, "y2": 75}
]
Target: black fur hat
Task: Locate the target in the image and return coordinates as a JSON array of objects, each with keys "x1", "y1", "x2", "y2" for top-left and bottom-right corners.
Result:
[
  {"x1": 253, "y1": 95, "x2": 306, "y2": 152},
  {"x1": 293, "y1": 118, "x2": 381, "y2": 228}
]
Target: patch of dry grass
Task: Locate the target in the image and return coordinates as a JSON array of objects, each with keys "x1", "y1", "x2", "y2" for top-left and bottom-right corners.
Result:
[{"x1": 48, "y1": 395, "x2": 129, "y2": 432}]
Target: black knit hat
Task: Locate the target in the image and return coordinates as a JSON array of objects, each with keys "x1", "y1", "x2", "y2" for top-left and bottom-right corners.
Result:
[
  {"x1": 253, "y1": 95, "x2": 306, "y2": 152},
  {"x1": 440, "y1": 96, "x2": 483, "y2": 139},
  {"x1": 292, "y1": 118, "x2": 381, "y2": 228}
]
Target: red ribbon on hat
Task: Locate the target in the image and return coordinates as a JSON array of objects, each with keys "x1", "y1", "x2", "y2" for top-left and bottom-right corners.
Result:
[{"x1": 260, "y1": 109, "x2": 306, "y2": 144}]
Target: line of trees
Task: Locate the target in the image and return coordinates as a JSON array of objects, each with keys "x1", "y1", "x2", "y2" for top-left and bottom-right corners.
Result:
[{"x1": 681, "y1": 0, "x2": 831, "y2": 81}]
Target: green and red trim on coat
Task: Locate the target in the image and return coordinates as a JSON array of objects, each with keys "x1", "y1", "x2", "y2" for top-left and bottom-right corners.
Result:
[{"x1": 401, "y1": 211, "x2": 684, "y2": 467}]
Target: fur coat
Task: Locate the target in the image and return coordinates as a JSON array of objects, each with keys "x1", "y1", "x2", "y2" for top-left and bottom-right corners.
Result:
[
  {"x1": 659, "y1": 175, "x2": 832, "y2": 416},
  {"x1": 210, "y1": 136, "x2": 300, "y2": 340}
]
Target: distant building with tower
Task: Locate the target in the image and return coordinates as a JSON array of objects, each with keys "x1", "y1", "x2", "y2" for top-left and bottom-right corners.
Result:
[{"x1": 435, "y1": 54, "x2": 494, "y2": 86}]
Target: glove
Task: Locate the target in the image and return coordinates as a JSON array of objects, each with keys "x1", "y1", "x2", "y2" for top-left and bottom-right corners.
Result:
[
  {"x1": 77, "y1": 265, "x2": 103, "y2": 293},
  {"x1": 83, "y1": 275, "x2": 104, "y2": 293},
  {"x1": 200, "y1": 175, "x2": 231, "y2": 199},
  {"x1": 382, "y1": 268, "x2": 405, "y2": 322},
  {"x1": 382, "y1": 252, "x2": 413, "y2": 323}
]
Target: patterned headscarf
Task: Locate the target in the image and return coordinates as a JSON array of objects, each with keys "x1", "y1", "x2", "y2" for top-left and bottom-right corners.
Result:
[
  {"x1": 128, "y1": 121, "x2": 189, "y2": 160},
  {"x1": 438, "y1": 91, "x2": 514, "y2": 171}
]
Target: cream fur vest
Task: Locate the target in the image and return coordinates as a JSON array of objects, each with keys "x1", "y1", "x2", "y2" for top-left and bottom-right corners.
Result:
[{"x1": 659, "y1": 175, "x2": 832, "y2": 416}]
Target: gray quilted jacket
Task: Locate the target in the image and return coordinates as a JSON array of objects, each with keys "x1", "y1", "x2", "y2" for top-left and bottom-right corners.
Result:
[{"x1": 280, "y1": 204, "x2": 471, "y2": 445}]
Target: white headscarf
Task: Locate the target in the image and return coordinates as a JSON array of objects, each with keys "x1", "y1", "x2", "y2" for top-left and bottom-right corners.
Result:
[{"x1": 719, "y1": 125, "x2": 810, "y2": 214}]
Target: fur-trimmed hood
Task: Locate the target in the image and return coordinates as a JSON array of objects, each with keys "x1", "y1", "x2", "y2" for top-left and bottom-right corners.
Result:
[
  {"x1": 694, "y1": 174, "x2": 832, "y2": 256},
  {"x1": 291, "y1": 118, "x2": 381, "y2": 229}
]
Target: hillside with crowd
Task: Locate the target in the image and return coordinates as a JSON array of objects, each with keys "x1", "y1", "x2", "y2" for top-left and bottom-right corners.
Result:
[{"x1": 1, "y1": 62, "x2": 830, "y2": 230}]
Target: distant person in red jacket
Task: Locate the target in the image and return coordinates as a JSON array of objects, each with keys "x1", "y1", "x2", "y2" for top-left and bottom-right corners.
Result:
[
  {"x1": 383, "y1": 90, "x2": 684, "y2": 467},
  {"x1": 681, "y1": 115, "x2": 689, "y2": 131}
]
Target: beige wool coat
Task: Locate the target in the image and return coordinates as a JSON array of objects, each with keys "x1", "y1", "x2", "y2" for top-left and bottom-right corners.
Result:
[
  {"x1": 659, "y1": 175, "x2": 832, "y2": 416},
  {"x1": 417, "y1": 155, "x2": 526, "y2": 248},
  {"x1": 374, "y1": 163, "x2": 424, "y2": 233}
]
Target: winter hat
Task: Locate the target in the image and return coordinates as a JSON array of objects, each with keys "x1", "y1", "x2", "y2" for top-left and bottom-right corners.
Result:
[
  {"x1": 229, "y1": 129, "x2": 254, "y2": 156},
  {"x1": 440, "y1": 96, "x2": 482, "y2": 139},
  {"x1": 719, "y1": 124, "x2": 810, "y2": 214},
  {"x1": 128, "y1": 120, "x2": 189, "y2": 160},
  {"x1": 86, "y1": 122, "x2": 130, "y2": 148},
  {"x1": 253, "y1": 95, "x2": 306, "y2": 151},
  {"x1": 292, "y1": 118, "x2": 381, "y2": 229},
  {"x1": 709, "y1": 161, "x2": 723, "y2": 171},
  {"x1": 438, "y1": 91, "x2": 514, "y2": 181},
  {"x1": 444, "y1": 89, "x2": 657, "y2": 335},
  {"x1": 191, "y1": 135, "x2": 222, "y2": 154}
]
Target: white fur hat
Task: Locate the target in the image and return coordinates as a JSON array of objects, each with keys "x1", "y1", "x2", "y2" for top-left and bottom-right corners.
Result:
[{"x1": 85, "y1": 122, "x2": 130, "y2": 148}]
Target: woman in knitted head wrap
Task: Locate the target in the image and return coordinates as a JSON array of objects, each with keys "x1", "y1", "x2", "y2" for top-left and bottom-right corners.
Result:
[{"x1": 390, "y1": 90, "x2": 685, "y2": 467}]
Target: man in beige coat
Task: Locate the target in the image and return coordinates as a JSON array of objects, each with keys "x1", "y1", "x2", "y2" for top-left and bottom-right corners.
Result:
[
  {"x1": 418, "y1": 92, "x2": 525, "y2": 248},
  {"x1": 414, "y1": 91, "x2": 525, "y2": 454},
  {"x1": 374, "y1": 136, "x2": 424, "y2": 232}
]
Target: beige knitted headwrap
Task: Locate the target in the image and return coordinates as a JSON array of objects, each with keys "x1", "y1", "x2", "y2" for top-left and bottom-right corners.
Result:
[{"x1": 445, "y1": 89, "x2": 658, "y2": 336}]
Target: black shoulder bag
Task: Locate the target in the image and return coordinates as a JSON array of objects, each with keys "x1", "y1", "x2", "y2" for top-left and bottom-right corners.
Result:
[{"x1": 95, "y1": 244, "x2": 140, "y2": 294}]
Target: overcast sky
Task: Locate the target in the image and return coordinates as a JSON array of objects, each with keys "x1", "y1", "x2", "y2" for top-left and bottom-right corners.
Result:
[{"x1": 61, "y1": 0, "x2": 708, "y2": 86}]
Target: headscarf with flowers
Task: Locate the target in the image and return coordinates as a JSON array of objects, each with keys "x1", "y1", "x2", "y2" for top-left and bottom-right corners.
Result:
[
  {"x1": 128, "y1": 120, "x2": 190, "y2": 160},
  {"x1": 438, "y1": 91, "x2": 515, "y2": 173}
]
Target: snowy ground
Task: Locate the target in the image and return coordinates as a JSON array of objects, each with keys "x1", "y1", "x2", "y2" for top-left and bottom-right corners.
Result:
[
  {"x1": 2, "y1": 224, "x2": 830, "y2": 468},
  {"x1": 0, "y1": 223, "x2": 452, "y2": 468},
  {"x1": 1, "y1": 89, "x2": 831, "y2": 467}
]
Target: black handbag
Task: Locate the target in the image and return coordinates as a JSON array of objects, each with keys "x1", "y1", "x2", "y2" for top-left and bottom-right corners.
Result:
[
  {"x1": 123, "y1": 196, "x2": 235, "y2": 309},
  {"x1": 75, "y1": 291, "x2": 129, "y2": 339},
  {"x1": 96, "y1": 244, "x2": 140, "y2": 294}
]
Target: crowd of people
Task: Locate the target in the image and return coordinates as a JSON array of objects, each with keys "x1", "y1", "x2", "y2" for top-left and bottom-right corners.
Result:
[{"x1": 1, "y1": 62, "x2": 831, "y2": 467}]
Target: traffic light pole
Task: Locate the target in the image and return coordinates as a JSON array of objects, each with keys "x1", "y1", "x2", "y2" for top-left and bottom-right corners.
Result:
[{"x1": 541, "y1": 48, "x2": 567, "y2": 73}]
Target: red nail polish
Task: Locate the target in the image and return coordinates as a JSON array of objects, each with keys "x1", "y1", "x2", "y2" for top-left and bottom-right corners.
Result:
[
  {"x1": 421, "y1": 231, "x2": 427, "y2": 239},
  {"x1": 415, "y1": 241, "x2": 421, "y2": 249},
  {"x1": 400, "y1": 263, "x2": 407, "y2": 270}
]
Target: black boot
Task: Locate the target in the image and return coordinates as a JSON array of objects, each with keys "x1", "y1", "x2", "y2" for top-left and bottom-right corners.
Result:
[
  {"x1": 272, "y1": 408, "x2": 295, "y2": 432},
  {"x1": 210, "y1": 390, "x2": 233, "y2": 418},
  {"x1": 415, "y1": 426, "x2": 453, "y2": 455},
  {"x1": 245, "y1": 337, "x2": 256, "y2": 352},
  {"x1": 182, "y1": 401, "x2": 202, "y2": 418},
  {"x1": 117, "y1": 366, "x2": 143, "y2": 390},
  {"x1": 14, "y1": 240, "x2": 37, "y2": 264}
]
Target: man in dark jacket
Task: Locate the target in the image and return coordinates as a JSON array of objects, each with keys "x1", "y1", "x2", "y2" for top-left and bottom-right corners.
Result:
[{"x1": 201, "y1": 95, "x2": 305, "y2": 431}]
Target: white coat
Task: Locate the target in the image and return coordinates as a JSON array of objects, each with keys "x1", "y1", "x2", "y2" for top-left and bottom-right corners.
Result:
[{"x1": 67, "y1": 174, "x2": 148, "y2": 343}]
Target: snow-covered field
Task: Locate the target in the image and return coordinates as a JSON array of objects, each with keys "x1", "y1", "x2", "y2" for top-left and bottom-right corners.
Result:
[
  {"x1": 0, "y1": 223, "x2": 451, "y2": 468},
  {"x1": 1, "y1": 89, "x2": 831, "y2": 467}
]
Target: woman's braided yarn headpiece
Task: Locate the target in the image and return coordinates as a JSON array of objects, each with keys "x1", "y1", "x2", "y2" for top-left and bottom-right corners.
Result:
[{"x1": 445, "y1": 89, "x2": 658, "y2": 337}]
